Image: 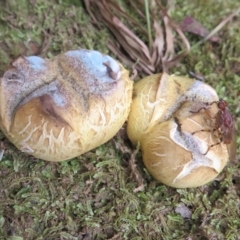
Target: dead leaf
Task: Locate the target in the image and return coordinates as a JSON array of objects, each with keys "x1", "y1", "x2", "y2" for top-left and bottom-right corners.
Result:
[{"x1": 179, "y1": 16, "x2": 220, "y2": 42}]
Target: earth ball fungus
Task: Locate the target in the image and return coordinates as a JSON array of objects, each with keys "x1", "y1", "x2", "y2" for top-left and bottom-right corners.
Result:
[
  {"x1": 127, "y1": 73, "x2": 231, "y2": 188},
  {"x1": 0, "y1": 49, "x2": 133, "y2": 161}
]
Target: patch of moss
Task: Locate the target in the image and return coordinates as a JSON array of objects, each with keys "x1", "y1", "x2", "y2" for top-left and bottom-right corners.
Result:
[{"x1": 0, "y1": 0, "x2": 239, "y2": 239}]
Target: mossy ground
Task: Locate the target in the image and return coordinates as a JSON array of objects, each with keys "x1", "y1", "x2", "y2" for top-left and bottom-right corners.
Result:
[{"x1": 0, "y1": 0, "x2": 239, "y2": 239}]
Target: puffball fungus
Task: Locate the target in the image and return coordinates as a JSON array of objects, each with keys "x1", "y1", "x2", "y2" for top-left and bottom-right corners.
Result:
[
  {"x1": 0, "y1": 49, "x2": 133, "y2": 161},
  {"x1": 127, "y1": 73, "x2": 229, "y2": 188}
]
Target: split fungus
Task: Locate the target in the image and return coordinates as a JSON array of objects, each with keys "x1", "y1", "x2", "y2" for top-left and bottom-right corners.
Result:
[
  {"x1": 0, "y1": 49, "x2": 133, "y2": 161},
  {"x1": 127, "y1": 73, "x2": 233, "y2": 188},
  {"x1": 0, "y1": 50, "x2": 235, "y2": 188}
]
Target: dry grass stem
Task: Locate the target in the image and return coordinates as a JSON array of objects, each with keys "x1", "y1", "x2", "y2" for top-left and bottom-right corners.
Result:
[{"x1": 84, "y1": 0, "x2": 190, "y2": 75}]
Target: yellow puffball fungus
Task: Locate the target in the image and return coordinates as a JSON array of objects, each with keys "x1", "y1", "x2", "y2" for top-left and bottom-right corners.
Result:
[
  {"x1": 127, "y1": 73, "x2": 229, "y2": 188},
  {"x1": 0, "y1": 49, "x2": 133, "y2": 161}
]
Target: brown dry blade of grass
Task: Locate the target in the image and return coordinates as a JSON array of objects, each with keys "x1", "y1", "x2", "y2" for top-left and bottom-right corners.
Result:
[
  {"x1": 83, "y1": 0, "x2": 190, "y2": 75},
  {"x1": 151, "y1": 20, "x2": 164, "y2": 70},
  {"x1": 105, "y1": 16, "x2": 155, "y2": 73},
  {"x1": 108, "y1": 40, "x2": 135, "y2": 67},
  {"x1": 84, "y1": 0, "x2": 154, "y2": 74},
  {"x1": 162, "y1": 16, "x2": 175, "y2": 63},
  {"x1": 154, "y1": 1, "x2": 191, "y2": 70}
]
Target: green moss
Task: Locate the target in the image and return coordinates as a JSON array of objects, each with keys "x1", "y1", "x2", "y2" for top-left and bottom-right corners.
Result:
[{"x1": 0, "y1": 0, "x2": 240, "y2": 239}]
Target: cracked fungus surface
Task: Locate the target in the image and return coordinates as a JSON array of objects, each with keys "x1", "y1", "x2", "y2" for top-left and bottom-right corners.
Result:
[
  {"x1": 0, "y1": 49, "x2": 133, "y2": 161},
  {"x1": 127, "y1": 73, "x2": 229, "y2": 188},
  {"x1": 142, "y1": 116, "x2": 228, "y2": 188}
]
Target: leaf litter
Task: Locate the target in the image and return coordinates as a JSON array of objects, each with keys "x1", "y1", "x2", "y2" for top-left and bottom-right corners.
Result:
[
  {"x1": 84, "y1": 0, "x2": 190, "y2": 76},
  {"x1": 84, "y1": 0, "x2": 240, "y2": 77}
]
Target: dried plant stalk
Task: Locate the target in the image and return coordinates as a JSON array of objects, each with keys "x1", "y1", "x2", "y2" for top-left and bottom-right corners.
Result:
[{"x1": 83, "y1": 0, "x2": 190, "y2": 75}]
